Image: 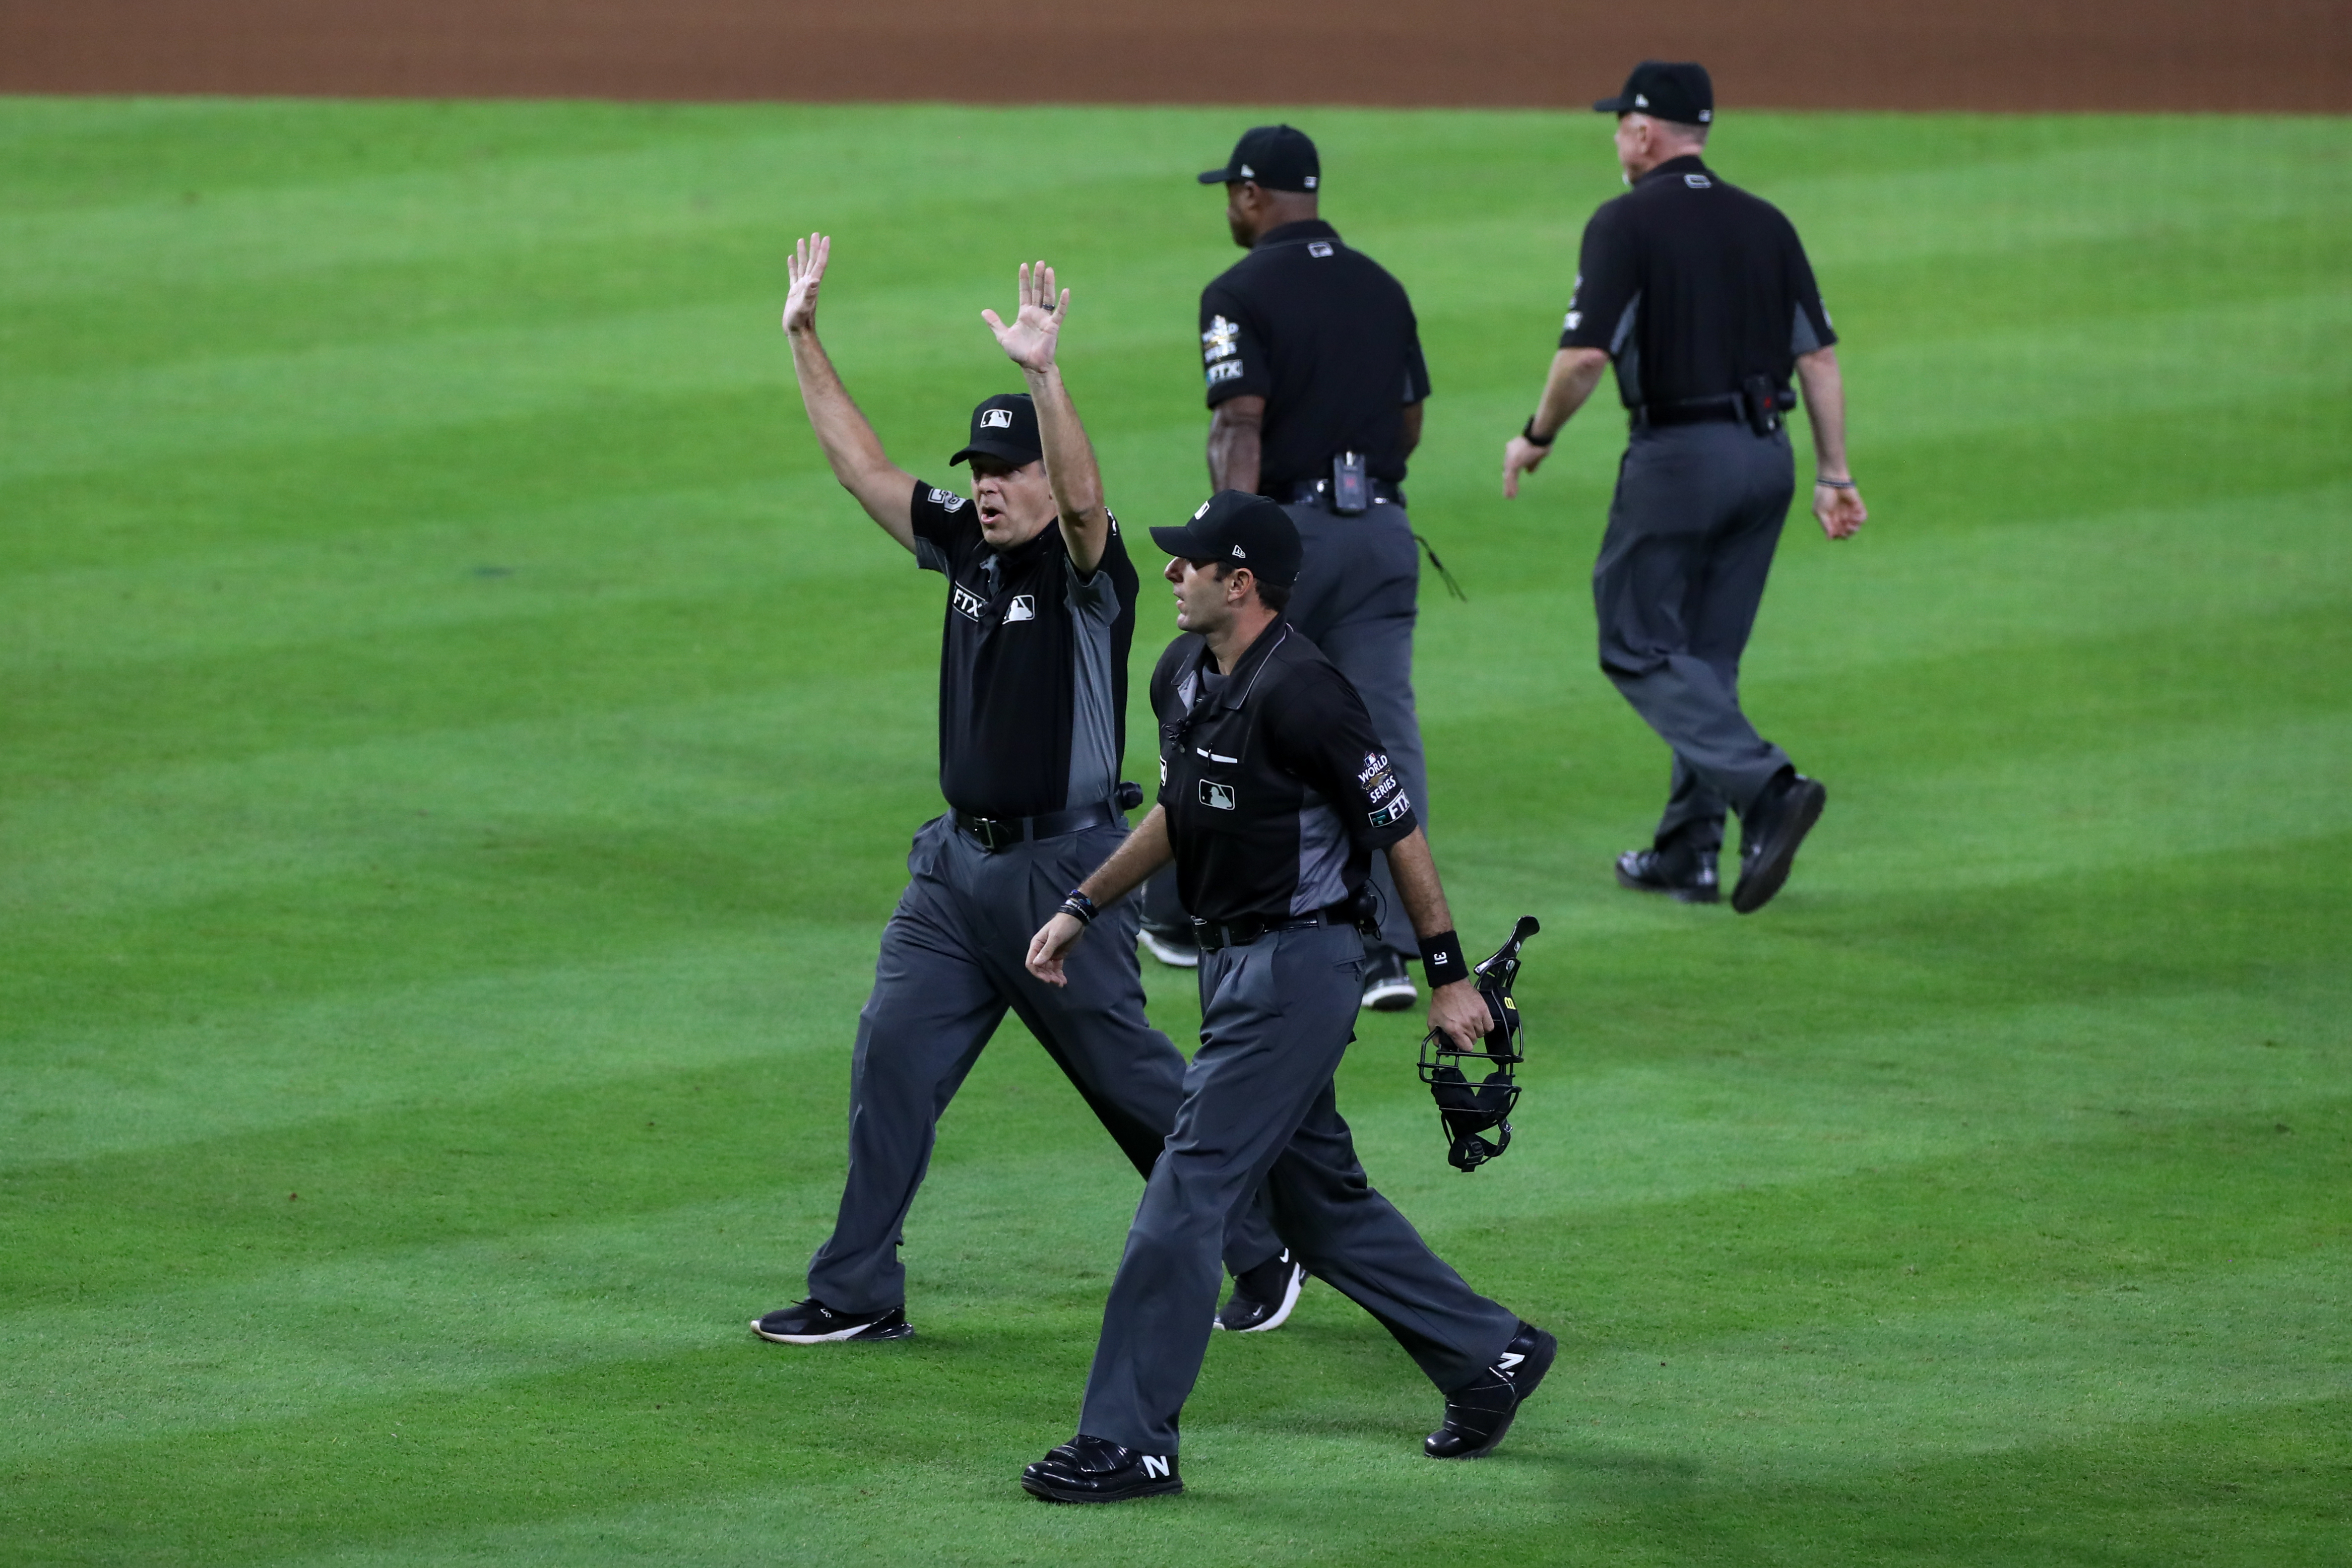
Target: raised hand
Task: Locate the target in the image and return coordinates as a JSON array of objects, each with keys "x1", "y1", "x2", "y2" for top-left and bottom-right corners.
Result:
[
  {"x1": 982, "y1": 259, "x2": 1069, "y2": 375},
  {"x1": 782, "y1": 232, "x2": 831, "y2": 336}
]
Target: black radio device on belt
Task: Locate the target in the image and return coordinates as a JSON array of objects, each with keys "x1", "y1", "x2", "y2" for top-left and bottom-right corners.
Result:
[
  {"x1": 1331, "y1": 451, "x2": 1369, "y2": 515},
  {"x1": 1417, "y1": 916, "x2": 1540, "y2": 1172},
  {"x1": 1740, "y1": 374, "x2": 1797, "y2": 438}
]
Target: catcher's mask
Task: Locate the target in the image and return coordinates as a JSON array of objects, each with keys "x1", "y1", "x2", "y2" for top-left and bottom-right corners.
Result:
[{"x1": 1416, "y1": 916, "x2": 1539, "y2": 1171}]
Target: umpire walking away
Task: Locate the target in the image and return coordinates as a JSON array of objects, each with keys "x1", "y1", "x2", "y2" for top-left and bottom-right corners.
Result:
[
  {"x1": 752, "y1": 236, "x2": 1297, "y2": 1346},
  {"x1": 1503, "y1": 62, "x2": 1868, "y2": 913},
  {"x1": 1136, "y1": 124, "x2": 1437, "y2": 1015},
  {"x1": 1017, "y1": 493, "x2": 1554, "y2": 1504}
]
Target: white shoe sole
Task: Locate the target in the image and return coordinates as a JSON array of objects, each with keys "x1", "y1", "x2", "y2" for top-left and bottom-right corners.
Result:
[
  {"x1": 1139, "y1": 930, "x2": 1200, "y2": 969},
  {"x1": 1361, "y1": 976, "x2": 1418, "y2": 1011},
  {"x1": 1215, "y1": 1262, "x2": 1306, "y2": 1333},
  {"x1": 749, "y1": 1318, "x2": 891, "y2": 1344}
]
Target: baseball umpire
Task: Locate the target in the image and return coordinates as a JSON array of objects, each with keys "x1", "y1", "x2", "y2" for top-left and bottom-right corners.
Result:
[
  {"x1": 753, "y1": 236, "x2": 1294, "y2": 1345},
  {"x1": 1019, "y1": 493, "x2": 1554, "y2": 1503},
  {"x1": 1503, "y1": 62, "x2": 1867, "y2": 913},
  {"x1": 1136, "y1": 124, "x2": 1437, "y2": 1015}
]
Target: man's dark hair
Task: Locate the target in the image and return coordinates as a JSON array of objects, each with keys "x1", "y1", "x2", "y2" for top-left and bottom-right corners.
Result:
[{"x1": 1211, "y1": 560, "x2": 1291, "y2": 615}]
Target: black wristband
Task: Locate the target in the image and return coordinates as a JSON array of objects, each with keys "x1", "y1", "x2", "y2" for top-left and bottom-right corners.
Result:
[
  {"x1": 1059, "y1": 889, "x2": 1098, "y2": 926},
  {"x1": 1419, "y1": 929, "x2": 1469, "y2": 986},
  {"x1": 1520, "y1": 418, "x2": 1556, "y2": 448},
  {"x1": 1815, "y1": 476, "x2": 1856, "y2": 489}
]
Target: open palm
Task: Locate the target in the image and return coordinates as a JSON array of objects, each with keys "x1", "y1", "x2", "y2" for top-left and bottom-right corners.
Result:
[
  {"x1": 782, "y1": 231, "x2": 830, "y2": 334},
  {"x1": 982, "y1": 259, "x2": 1068, "y2": 373}
]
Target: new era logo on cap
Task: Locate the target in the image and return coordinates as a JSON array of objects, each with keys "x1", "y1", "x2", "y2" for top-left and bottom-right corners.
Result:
[
  {"x1": 1594, "y1": 60, "x2": 1715, "y2": 127},
  {"x1": 1150, "y1": 489, "x2": 1303, "y2": 589},
  {"x1": 1198, "y1": 125, "x2": 1320, "y2": 193}
]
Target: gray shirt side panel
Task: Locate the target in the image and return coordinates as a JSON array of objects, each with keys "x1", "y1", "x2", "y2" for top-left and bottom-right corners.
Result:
[
  {"x1": 1292, "y1": 792, "x2": 1352, "y2": 914},
  {"x1": 1610, "y1": 291, "x2": 1644, "y2": 407},
  {"x1": 915, "y1": 538, "x2": 950, "y2": 575},
  {"x1": 1791, "y1": 301, "x2": 1822, "y2": 355},
  {"x1": 1063, "y1": 552, "x2": 1122, "y2": 808}
]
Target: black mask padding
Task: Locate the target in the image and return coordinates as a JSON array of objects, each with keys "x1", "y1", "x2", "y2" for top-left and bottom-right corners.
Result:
[{"x1": 1418, "y1": 917, "x2": 1539, "y2": 1172}]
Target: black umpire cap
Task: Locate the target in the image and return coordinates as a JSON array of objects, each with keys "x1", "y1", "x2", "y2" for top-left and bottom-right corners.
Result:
[
  {"x1": 1593, "y1": 61, "x2": 1714, "y2": 126},
  {"x1": 1197, "y1": 125, "x2": 1320, "y2": 192},
  {"x1": 1150, "y1": 490, "x2": 1303, "y2": 587},
  {"x1": 949, "y1": 393, "x2": 1043, "y2": 468}
]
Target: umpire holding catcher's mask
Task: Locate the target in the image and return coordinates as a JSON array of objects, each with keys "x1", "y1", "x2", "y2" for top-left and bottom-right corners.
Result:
[
  {"x1": 1019, "y1": 493, "x2": 1553, "y2": 1503},
  {"x1": 751, "y1": 236, "x2": 1294, "y2": 1347},
  {"x1": 1504, "y1": 62, "x2": 1868, "y2": 913},
  {"x1": 1137, "y1": 124, "x2": 1438, "y2": 1014}
]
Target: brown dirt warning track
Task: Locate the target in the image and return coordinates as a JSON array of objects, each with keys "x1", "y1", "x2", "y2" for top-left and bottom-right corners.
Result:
[{"x1": 2, "y1": 0, "x2": 2344, "y2": 112}]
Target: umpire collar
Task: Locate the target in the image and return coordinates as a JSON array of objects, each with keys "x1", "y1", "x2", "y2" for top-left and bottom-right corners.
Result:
[
  {"x1": 1638, "y1": 154, "x2": 1713, "y2": 188},
  {"x1": 1193, "y1": 620, "x2": 1292, "y2": 708},
  {"x1": 1252, "y1": 218, "x2": 1340, "y2": 251}
]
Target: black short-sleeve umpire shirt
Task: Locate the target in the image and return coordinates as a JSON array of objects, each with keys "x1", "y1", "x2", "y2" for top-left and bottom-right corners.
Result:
[
  {"x1": 1560, "y1": 155, "x2": 1836, "y2": 409},
  {"x1": 909, "y1": 479, "x2": 1139, "y2": 821},
  {"x1": 1199, "y1": 219, "x2": 1433, "y2": 492},
  {"x1": 1150, "y1": 621, "x2": 1417, "y2": 925}
]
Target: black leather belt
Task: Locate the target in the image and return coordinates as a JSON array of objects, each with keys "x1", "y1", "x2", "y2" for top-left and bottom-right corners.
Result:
[
  {"x1": 1285, "y1": 478, "x2": 1407, "y2": 510},
  {"x1": 1631, "y1": 394, "x2": 1745, "y2": 429},
  {"x1": 952, "y1": 799, "x2": 1121, "y2": 853},
  {"x1": 1192, "y1": 900, "x2": 1363, "y2": 952}
]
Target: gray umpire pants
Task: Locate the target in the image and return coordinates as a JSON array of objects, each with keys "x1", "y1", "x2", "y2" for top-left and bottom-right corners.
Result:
[
  {"x1": 1144, "y1": 498, "x2": 1426, "y2": 959},
  {"x1": 1078, "y1": 922, "x2": 1521, "y2": 1455},
  {"x1": 806, "y1": 814, "x2": 1284, "y2": 1315},
  {"x1": 1594, "y1": 423, "x2": 1798, "y2": 856}
]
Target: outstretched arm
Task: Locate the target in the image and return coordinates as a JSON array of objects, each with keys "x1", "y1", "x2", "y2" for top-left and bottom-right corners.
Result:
[
  {"x1": 781, "y1": 233, "x2": 920, "y2": 553},
  {"x1": 1796, "y1": 346, "x2": 1867, "y2": 540},
  {"x1": 983, "y1": 260, "x2": 1111, "y2": 576},
  {"x1": 1025, "y1": 807, "x2": 1175, "y2": 986},
  {"x1": 1386, "y1": 828, "x2": 1498, "y2": 1050},
  {"x1": 1502, "y1": 347, "x2": 1610, "y2": 499}
]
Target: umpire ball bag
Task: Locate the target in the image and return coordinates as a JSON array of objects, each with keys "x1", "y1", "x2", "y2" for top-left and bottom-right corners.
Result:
[{"x1": 1417, "y1": 916, "x2": 1540, "y2": 1171}]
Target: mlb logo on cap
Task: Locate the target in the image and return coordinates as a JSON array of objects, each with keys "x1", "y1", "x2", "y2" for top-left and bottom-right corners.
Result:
[{"x1": 950, "y1": 393, "x2": 1044, "y2": 468}]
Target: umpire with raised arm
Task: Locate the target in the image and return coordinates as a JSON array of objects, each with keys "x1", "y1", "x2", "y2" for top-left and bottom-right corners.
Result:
[
  {"x1": 751, "y1": 237, "x2": 1292, "y2": 1347},
  {"x1": 1136, "y1": 124, "x2": 1436, "y2": 1014},
  {"x1": 1504, "y1": 62, "x2": 1867, "y2": 913},
  {"x1": 1019, "y1": 493, "x2": 1553, "y2": 1503}
]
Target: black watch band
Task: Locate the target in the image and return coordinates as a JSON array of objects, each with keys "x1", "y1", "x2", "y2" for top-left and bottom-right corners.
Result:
[{"x1": 1520, "y1": 418, "x2": 1556, "y2": 448}]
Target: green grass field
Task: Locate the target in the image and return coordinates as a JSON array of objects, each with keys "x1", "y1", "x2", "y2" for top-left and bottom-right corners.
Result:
[{"x1": 3, "y1": 97, "x2": 2347, "y2": 1564}]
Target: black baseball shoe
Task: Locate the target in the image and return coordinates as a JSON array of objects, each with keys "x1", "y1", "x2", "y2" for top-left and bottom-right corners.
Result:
[
  {"x1": 1732, "y1": 772, "x2": 1827, "y2": 915},
  {"x1": 1425, "y1": 1321, "x2": 1557, "y2": 1459},
  {"x1": 749, "y1": 1298, "x2": 914, "y2": 1344},
  {"x1": 1614, "y1": 845, "x2": 1720, "y2": 903},
  {"x1": 1022, "y1": 1434, "x2": 1183, "y2": 1504},
  {"x1": 1361, "y1": 949, "x2": 1418, "y2": 1012},
  {"x1": 1215, "y1": 1248, "x2": 1306, "y2": 1333}
]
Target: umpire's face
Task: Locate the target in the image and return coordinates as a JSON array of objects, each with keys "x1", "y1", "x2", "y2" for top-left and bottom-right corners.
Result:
[
  {"x1": 1164, "y1": 554, "x2": 1248, "y2": 635},
  {"x1": 967, "y1": 454, "x2": 1056, "y2": 550}
]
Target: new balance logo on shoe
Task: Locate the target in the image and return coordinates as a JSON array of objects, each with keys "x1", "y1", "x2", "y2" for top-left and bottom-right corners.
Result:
[
  {"x1": 1497, "y1": 1351, "x2": 1525, "y2": 1373},
  {"x1": 1140, "y1": 1455, "x2": 1171, "y2": 1479}
]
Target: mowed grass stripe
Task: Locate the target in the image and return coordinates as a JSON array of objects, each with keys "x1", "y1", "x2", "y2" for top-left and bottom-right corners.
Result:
[{"x1": 8, "y1": 243, "x2": 2343, "y2": 485}]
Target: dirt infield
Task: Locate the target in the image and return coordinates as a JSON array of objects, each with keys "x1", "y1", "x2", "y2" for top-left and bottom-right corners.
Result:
[{"x1": 1, "y1": 0, "x2": 2343, "y2": 112}]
